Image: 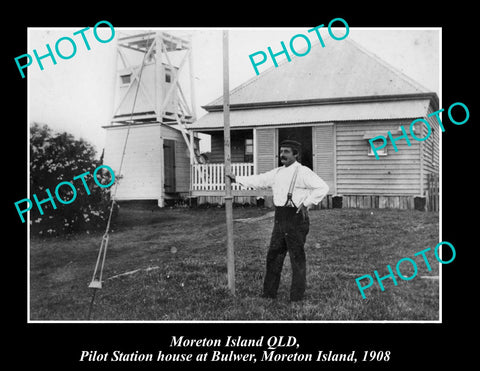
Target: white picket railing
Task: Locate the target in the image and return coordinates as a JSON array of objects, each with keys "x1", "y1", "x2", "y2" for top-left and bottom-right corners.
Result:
[{"x1": 192, "y1": 163, "x2": 254, "y2": 191}]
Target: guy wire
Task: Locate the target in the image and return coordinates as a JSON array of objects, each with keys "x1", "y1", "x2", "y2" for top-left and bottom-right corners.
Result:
[{"x1": 87, "y1": 35, "x2": 155, "y2": 320}]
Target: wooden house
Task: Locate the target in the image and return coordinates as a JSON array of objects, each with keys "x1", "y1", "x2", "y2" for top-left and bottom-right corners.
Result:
[
  {"x1": 103, "y1": 31, "x2": 198, "y2": 207},
  {"x1": 189, "y1": 38, "x2": 439, "y2": 210}
]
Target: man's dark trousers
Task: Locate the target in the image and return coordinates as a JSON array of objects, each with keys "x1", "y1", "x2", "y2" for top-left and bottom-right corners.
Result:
[{"x1": 263, "y1": 206, "x2": 310, "y2": 301}]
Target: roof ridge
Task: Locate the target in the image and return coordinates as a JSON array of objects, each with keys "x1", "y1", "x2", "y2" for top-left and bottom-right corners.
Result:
[
  {"x1": 345, "y1": 37, "x2": 431, "y2": 94},
  {"x1": 204, "y1": 35, "x2": 434, "y2": 109}
]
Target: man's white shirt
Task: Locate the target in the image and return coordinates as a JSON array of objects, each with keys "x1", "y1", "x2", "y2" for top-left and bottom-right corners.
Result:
[{"x1": 236, "y1": 161, "x2": 329, "y2": 208}]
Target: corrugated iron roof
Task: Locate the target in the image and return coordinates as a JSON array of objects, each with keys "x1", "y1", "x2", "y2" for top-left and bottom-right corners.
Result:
[
  {"x1": 189, "y1": 99, "x2": 431, "y2": 131},
  {"x1": 204, "y1": 38, "x2": 432, "y2": 110}
]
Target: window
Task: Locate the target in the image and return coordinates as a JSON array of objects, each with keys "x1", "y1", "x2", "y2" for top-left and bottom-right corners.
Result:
[
  {"x1": 363, "y1": 131, "x2": 388, "y2": 157},
  {"x1": 165, "y1": 70, "x2": 171, "y2": 83},
  {"x1": 120, "y1": 73, "x2": 131, "y2": 85},
  {"x1": 368, "y1": 144, "x2": 387, "y2": 157},
  {"x1": 245, "y1": 138, "x2": 253, "y2": 162}
]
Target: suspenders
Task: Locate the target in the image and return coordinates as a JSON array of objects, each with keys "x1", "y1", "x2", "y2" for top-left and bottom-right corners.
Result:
[{"x1": 283, "y1": 166, "x2": 300, "y2": 208}]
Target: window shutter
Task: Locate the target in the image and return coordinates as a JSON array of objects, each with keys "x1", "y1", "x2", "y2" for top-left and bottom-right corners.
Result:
[
  {"x1": 313, "y1": 125, "x2": 334, "y2": 193},
  {"x1": 255, "y1": 128, "x2": 276, "y2": 174}
]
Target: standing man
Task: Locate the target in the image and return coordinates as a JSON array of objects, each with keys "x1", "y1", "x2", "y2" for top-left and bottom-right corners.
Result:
[{"x1": 227, "y1": 140, "x2": 329, "y2": 302}]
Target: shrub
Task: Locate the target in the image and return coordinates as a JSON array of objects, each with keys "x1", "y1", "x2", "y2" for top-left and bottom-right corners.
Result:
[{"x1": 30, "y1": 123, "x2": 118, "y2": 236}]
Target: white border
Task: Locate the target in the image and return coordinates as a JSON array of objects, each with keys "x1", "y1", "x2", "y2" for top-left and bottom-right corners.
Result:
[{"x1": 27, "y1": 26, "x2": 442, "y2": 324}]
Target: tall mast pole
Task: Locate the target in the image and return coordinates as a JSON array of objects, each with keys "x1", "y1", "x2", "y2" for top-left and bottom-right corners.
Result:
[{"x1": 223, "y1": 30, "x2": 235, "y2": 295}]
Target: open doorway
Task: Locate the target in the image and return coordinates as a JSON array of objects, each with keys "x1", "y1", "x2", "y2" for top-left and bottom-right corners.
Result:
[{"x1": 278, "y1": 127, "x2": 313, "y2": 170}]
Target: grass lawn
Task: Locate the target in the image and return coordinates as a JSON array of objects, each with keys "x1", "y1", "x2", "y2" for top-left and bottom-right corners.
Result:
[{"x1": 29, "y1": 205, "x2": 440, "y2": 321}]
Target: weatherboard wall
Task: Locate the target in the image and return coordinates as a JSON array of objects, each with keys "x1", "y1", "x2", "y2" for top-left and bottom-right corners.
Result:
[
  {"x1": 422, "y1": 104, "x2": 440, "y2": 191},
  {"x1": 104, "y1": 123, "x2": 163, "y2": 200},
  {"x1": 335, "y1": 119, "x2": 422, "y2": 196},
  {"x1": 103, "y1": 123, "x2": 193, "y2": 200},
  {"x1": 207, "y1": 130, "x2": 254, "y2": 164}
]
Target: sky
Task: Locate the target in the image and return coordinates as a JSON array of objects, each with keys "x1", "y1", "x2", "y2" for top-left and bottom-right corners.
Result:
[{"x1": 27, "y1": 26, "x2": 440, "y2": 155}]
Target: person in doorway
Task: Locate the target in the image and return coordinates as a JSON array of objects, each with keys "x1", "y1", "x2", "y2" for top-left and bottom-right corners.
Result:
[{"x1": 226, "y1": 140, "x2": 329, "y2": 302}]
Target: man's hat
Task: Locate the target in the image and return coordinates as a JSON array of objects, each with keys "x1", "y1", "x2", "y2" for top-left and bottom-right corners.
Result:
[{"x1": 280, "y1": 140, "x2": 302, "y2": 151}]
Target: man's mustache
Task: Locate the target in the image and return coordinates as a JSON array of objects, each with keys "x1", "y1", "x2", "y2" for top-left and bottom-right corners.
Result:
[{"x1": 280, "y1": 156, "x2": 287, "y2": 160}]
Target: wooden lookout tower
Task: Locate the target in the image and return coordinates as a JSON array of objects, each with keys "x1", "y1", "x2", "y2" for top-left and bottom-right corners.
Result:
[{"x1": 103, "y1": 30, "x2": 198, "y2": 207}]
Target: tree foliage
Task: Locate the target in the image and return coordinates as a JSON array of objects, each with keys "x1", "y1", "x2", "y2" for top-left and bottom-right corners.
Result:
[{"x1": 30, "y1": 123, "x2": 117, "y2": 236}]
